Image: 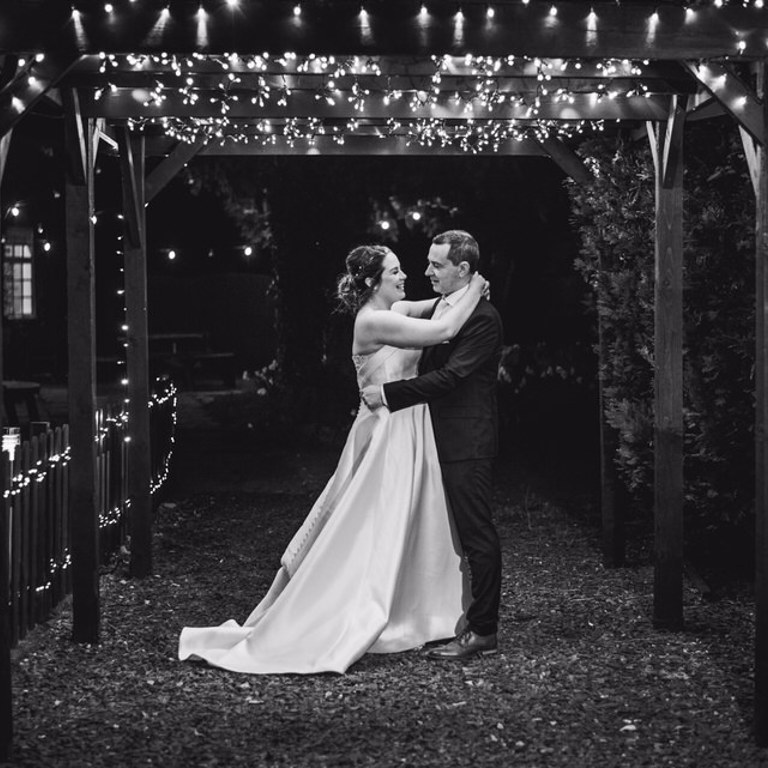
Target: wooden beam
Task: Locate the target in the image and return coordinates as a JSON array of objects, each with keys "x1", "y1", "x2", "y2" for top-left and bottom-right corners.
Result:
[
  {"x1": 145, "y1": 134, "x2": 208, "y2": 203},
  {"x1": 0, "y1": 130, "x2": 11, "y2": 197},
  {"x1": 92, "y1": 117, "x2": 104, "y2": 168},
  {"x1": 0, "y1": 3, "x2": 767, "y2": 60},
  {"x1": 0, "y1": 52, "x2": 81, "y2": 137},
  {"x1": 62, "y1": 54, "x2": 696, "y2": 85},
  {"x1": 139, "y1": 134, "x2": 550, "y2": 157},
  {"x1": 80, "y1": 89, "x2": 673, "y2": 121},
  {"x1": 96, "y1": 123, "x2": 118, "y2": 152},
  {"x1": 65, "y1": 103, "x2": 99, "y2": 644},
  {"x1": 196, "y1": 135, "x2": 551, "y2": 157},
  {"x1": 646, "y1": 121, "x2": 659, "y2": 171},
  {"x1": 42, "y1": 87, "x2": 62, "y2": 108},
  {"x1": 686, "y1": 95, "x2": 728, "y2": 123},
  {"x1": 65, "y1": 72, "x2": 698, "y2": 98},
  {"x1": 741, "y1": 125, "x2": 760, "y2": 199},
  {"x1": 683, "y1": 61, "x2": 764, "y2": 144},
  {"x1": 116, "y1": 126, "x2": 142, "y2": 246},
  {"x1": 540, "y1": 136, "x2": 592, "y2": 184},
  {"x1": 753, "y1": 60, "x2": 768, "y2": 748},
  {"x1": 662, "y1": 95, "x2": 687, "y2": 189},
  {"x1": 118, "y1": 130, "x2": 152, "y2": 580},
  {"x1": 648, "y1": 105, "x2": 685, "y2": 631},
  {"x1": 62, "y1": 89, "x2": 87, "y2": 186}
]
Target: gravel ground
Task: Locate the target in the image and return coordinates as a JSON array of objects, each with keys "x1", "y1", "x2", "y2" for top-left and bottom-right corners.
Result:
[{"x1": 4, "y1": 414, "x2": 768, "y2": 767}]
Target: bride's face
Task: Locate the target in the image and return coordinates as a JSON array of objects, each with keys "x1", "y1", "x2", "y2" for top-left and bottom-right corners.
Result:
[{"x1": 376, "y1": 251, "x2": 407, "y2": 304}]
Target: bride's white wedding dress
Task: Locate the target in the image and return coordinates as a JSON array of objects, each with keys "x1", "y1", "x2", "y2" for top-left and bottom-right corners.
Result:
[{"x1": 178, "y1": 345, "x2": 467, "y2": 674}]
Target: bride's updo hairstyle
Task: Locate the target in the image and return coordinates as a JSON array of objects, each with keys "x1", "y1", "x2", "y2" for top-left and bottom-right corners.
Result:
[{"x1": 336, "y1": 244, "x2": 391, "y2": 314}]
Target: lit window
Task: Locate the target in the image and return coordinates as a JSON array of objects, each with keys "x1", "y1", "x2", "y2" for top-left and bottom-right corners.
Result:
[{"x1": 3, "y1": 226, "x2": 35, "y2": 320}]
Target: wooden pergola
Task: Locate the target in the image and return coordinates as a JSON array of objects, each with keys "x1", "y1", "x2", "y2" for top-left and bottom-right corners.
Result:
[{"x1": 0, "y1": 0, "x2": 767, "y2": 748}]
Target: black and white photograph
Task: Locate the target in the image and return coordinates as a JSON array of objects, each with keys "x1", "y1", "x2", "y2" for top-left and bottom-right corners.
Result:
[{"x1": 0, "y1": 0, "x2": 767, "y2": 765}]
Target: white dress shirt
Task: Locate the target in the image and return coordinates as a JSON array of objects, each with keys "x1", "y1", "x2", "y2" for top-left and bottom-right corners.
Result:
[
  {"x1": 380, "y1": 283, "x2": 471, "y2": 408},
  {"x1": 432, "y1": 283, "x2": 470, "y2": 320}
]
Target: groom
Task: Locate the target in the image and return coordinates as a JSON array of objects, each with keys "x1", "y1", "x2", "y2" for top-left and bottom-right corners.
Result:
[{"x1": 362, "y1": 229, "x2": 503, "y2": 661}]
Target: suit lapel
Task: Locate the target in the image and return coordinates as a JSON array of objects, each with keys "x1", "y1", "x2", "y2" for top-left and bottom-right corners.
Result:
[{"x1": 419, "y1": 297, "x2": 444, "y2": 374}]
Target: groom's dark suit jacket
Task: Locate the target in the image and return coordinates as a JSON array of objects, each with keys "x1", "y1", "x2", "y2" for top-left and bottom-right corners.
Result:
[{"x1": 383, "y1": 297, "x2": 503, "y2": 463}]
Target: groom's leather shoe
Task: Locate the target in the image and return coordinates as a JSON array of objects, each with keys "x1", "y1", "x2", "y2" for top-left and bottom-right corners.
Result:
[{"x1": 425, "y1": 629, "x2": 497, "y2": 661}]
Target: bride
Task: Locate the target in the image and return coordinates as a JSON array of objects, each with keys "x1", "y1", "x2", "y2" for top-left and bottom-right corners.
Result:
[{"x1": 178, "y1": 244, "x2": 486, "y2": 674}]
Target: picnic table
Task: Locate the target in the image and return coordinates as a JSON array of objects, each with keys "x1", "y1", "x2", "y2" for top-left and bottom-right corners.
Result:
[
  {"x1": 148, "y1": 333, "x2": 237, "y2": 389},
  {"x1": 2, "y1": 380, "x2": 41, "y2": 425}
]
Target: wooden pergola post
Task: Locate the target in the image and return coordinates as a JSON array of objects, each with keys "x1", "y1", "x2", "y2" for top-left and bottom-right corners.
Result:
[
  {"x1": 117, "y1": 127, "x2": 207, "y2": 579},
  {"x1": 647, "y1": 97, "x2": 686, "y2": 631},
  {"x1": 1, "y1": 0, "x2": 768, "y2": 742},
  {"x1": 0, "y1": 128, "x2": 13, "y2": 761},
  {"x1": 63, "y1": 89, "x2": 100, "y2": 644},
  {"x1": 117, "y1": 128, "x2": 152, "y2": 579},
  {"x1": 0, "y1": 130, "x2": 9, "y2": 421},
  {"x1": 753, "y1": 60, "x2": 768, "y2": 747}
]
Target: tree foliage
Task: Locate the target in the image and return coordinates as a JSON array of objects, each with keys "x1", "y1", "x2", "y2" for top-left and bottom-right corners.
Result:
[
  {"x1": 567, "y1": 123, "x2": 755, "y2": 542},
  {"x1": 187, "y1": 154, "x2": 599, "y2": 470},
  {"x1": 185, "y1": 156, "x2": 378, "y2": 426}
]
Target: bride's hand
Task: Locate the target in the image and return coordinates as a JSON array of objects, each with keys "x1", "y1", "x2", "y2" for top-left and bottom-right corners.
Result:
[{"x1": 470, "y1": 271, "x2": 490, "y2": 300}]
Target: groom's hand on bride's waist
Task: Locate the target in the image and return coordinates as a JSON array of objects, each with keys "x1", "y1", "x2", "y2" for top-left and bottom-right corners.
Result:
[{"x1": 360, "y1": 385, "x2": 385, "y2": 410}]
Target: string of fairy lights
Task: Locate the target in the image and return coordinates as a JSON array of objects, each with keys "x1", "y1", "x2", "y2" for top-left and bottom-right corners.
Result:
[
  {"x1": 68, "y1": 0, "x2": 768, "y2": 18},
  {"x1": 49, "y1": 0, "x2": 764, "y2": 150},
  {"x1": 95, "y1": 51, "x2": 654, "y2": 148},
  {"x1": 1, "y1": 380, "x2": 177, "y2": 599},
  {"x1": 0, "y1": 0, "x2": 758, "y2": 153}
]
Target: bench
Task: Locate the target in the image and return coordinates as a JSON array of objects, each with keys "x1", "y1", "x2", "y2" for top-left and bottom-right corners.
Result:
[
  {"x1": 3, "y1": 380, "x2": 41, "y2": 425},
  {"x1": 146, "y1": 333, "x2": 237, "y2": 389},
  {"x1": 187, "y1": 352, "x2": 238, "y2": 389}
]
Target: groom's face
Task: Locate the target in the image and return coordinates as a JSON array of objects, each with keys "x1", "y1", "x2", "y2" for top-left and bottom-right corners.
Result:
[{"x1": 425, "y1": 243, "x2": 467, "y2": 296}]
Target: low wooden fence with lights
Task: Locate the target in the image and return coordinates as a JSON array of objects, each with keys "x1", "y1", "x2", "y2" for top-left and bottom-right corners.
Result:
[{"x1": 0, "y1": 378, "x2": 176, "y2": 647}]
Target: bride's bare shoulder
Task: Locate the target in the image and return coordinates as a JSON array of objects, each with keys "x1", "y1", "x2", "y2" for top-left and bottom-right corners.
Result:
[{"x1": 355, "y1": 307, "x2": 396, "y2": 330}]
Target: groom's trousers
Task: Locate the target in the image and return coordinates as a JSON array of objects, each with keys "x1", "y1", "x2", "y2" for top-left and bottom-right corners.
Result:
[{"x1": 441, "y1": 457, "x2": 501, "y2": 637}]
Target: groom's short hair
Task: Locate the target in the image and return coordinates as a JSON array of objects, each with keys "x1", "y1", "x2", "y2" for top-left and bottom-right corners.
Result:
[{"x1": 432, "y1": 230, "x2": 480, "y2": 272}]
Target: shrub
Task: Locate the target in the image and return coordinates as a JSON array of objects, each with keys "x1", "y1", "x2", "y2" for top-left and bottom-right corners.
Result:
[{"x1": 567, "y1": 123, "x2": 755, "y2": 550}]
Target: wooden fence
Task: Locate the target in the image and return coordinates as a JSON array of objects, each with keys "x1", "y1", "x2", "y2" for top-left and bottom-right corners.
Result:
[{"x1": 0, "y1": 378, "x2": 176, "y2": 647}]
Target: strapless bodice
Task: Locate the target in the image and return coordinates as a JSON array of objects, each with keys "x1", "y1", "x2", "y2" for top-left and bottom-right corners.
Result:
[{"x1": 352, "y1": 346, "x2": 421, "y2": 388}]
